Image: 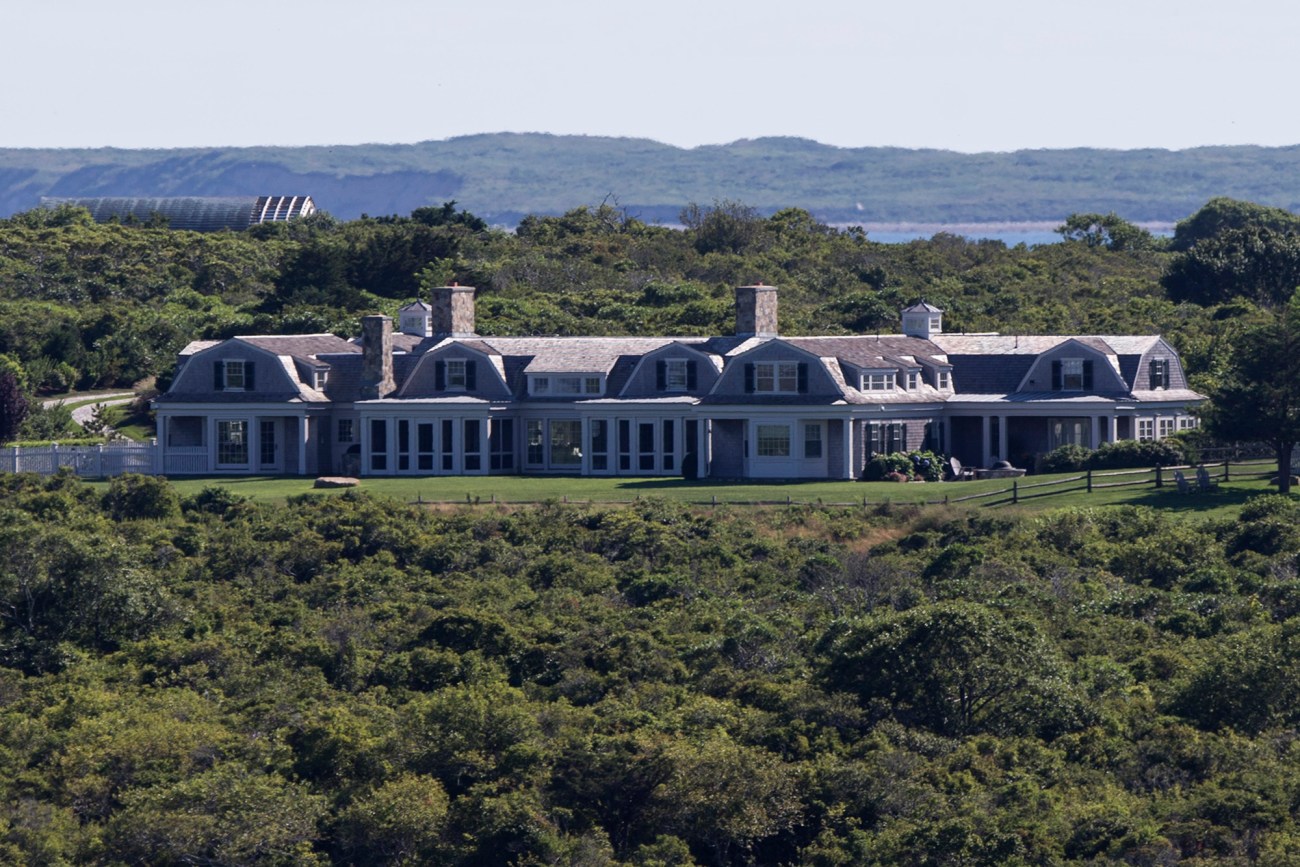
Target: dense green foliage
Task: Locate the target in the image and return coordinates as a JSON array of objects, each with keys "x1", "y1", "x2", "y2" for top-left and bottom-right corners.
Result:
[{"x1": 2, "y1": 475, "x2": 1300, "y2": 863}]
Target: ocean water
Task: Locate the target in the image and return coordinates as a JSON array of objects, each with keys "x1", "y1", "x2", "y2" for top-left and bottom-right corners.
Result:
[{"x1": 849, "y1": 222, "x2": 1176, "y2": 247}]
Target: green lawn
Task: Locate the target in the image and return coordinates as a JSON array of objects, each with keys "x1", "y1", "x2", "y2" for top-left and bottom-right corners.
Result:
[{"x1": 88, "y1": 464, "x2": 1288, "y2": 520}]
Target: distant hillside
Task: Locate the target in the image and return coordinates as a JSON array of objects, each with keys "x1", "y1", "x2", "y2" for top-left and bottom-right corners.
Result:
[{"x1": 4, "y1": 134, "x2": 1300, "y2": 226}]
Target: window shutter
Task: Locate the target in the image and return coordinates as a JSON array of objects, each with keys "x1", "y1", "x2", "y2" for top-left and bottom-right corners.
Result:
[
  {"x1": 901, "y1": 423, "x2": 909, "y2": 452},
  {"x1": 1150, "y1": 359, "x2": 1166, "y2": 388},
  {"x1": 797, "y1": 362, "x2": 809, "y2": 394},
  {"x1": 245, "y1": 362, "x2": 255, "y2": 390},
  {"x1": 1082, "y1": 360, "x2": 1094, "y2": 390},
  {"x1": 744, "y1": 363, "x2": 755, "y2": 394},
  {"x1": 686, "y1": 361, "x2": 698, "y2": 390},
  {"x1": 435, "y1": 360, "x2": 445, "y2": 391},
  {"x1": 656, "y1": 360, "x2": 666, "y2": 391},
  {"x1": 1051, "y1": 360, "x2": 1062, "y2": 390},
  {"x1": 213, "y1": 361, "x2": 224, "y2": 390},
  {"x1": 466, "y1": 360, "x2": 477, "y2": 390}
]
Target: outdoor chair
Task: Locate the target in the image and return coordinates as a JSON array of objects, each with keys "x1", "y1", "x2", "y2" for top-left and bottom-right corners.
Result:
[
  {"x1": 948, "y1": 457, "x2": 976, "y2": 481},
  {"x1": 1173, "y1": 470, "x2": 1192, "y2": 494},
  {"x1": 1196, "y1": 466, "x2": 1219, "y2": 492}
]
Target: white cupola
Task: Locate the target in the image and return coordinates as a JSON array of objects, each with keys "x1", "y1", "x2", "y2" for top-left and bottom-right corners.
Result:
[{"x1": 901, "y1": 301, "x2": 943, "y2": 339}]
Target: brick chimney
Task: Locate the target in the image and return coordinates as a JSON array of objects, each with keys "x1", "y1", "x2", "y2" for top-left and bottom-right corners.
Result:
[
  {"x1": 735, "y1": 284, "x2": 778, "y2": 337},
  {"x1": 359, "y1": 315, "x2": 395, "y2": 398},
  {"x1": 431, "y1": 284, "x2": 476, "y2": 338}
]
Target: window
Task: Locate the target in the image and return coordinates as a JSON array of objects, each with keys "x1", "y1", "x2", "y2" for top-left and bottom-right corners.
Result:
[
  {"x1": 905, "y1": 371, "x2": 920, "y2": 390},
  {"x1": 936, "y1": 370, "x2": 951, "y2": 389},
  {"x1": 589, "y1": 419, "x2": 609, "y2": 471},
  {"x1": 260, "y1": 420, "x2": 277, "y2": 466},
  {"x1": 312, "y1": 370, "x2": 327, "y2": 390},
  {"x1": 550, "y1": 420, "x2": 583, "y2": 466},
  {"x1": 337, "y1": 419, "x2": 354, "y2": 443},
  {"x1": 490, "y1": 419, "x2": 514, "y2": 471},
  {"x1": 1150, "y1": 359, "x2": 1169, "y2": 389},
  {"x1": 804, "y1": 423, "x2": 822, "y2": 459},
  {"x1": 224, "y1": 360, "x2": 246, "y2": 390},
  {"x1": 929, "y1": 316, "x2": 941, "y2": 331},
  {"x1": 863, "y1": 372, "x2": 895, "y2": 391},
  {"x1": 1049, "y1": 418, "x2": 1091, "y2": 449},
  {"x1": 446, "y1": 359, "x2": 467, "y2": 389},
  {"x1": 527, "y1": 420, "x2": 544, "y2": 465},
  {"x1": 665, "y1": 359, "x2": 688, "y2": 391},
  {"x1": 1178, "y1": 416, "x2": 1199, "y2": 431},
  {"x1": 464, "y1": 419, "x2": 482, "y2": 471},
  {"x1": 1061, "y1": 358, "x2": 1085, "y2": 390},
  {"x1": 754, "y1": 361, "x2": 801, "y2": 393},
  {"x1": 756, "y1": 424, "x2": 791, "y2": 457},
  {"x1": 868, "y1": 422, "x2": 906, "y2": 456},
  {"x1": 531, "y1": 375, "x2": 602, "y2": 395},
  {"x1": 370, "y1": 419, "x2": 388, "y2": 471},
  {"x1": 217, "y1": 420, "x2": 248, "y2": 465},
  {"x1": 1138, "y1": 419, "x2": 1155, "y2": 442},
  {"x1": 1158, "y1": 417, "x2": 1175, "y2": 439}
]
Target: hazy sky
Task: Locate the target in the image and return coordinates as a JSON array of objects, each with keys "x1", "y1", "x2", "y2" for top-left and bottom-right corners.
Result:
[{"x1": 6, "y1": 0, "x2": 1298, "y2": 153}]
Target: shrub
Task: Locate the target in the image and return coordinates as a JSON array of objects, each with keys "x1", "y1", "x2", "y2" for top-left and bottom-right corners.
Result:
[
  {"x1": 1088, "y1": 438, "x2": 1187, "y2": 469},
  {"x1": 103, "y1": 473, "x2": 181, "y2": 521},
  {"x1": 1037, "y1": 444, "x2": 1092, "y2": 474},
  {"x1": 863, "y1": 450, "x2": 944, "y2": 482}
]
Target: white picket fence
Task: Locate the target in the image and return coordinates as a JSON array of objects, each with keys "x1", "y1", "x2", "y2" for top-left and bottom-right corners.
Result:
[{"x1": 0, "y1": 441, "x2": 160, "y2": 478}]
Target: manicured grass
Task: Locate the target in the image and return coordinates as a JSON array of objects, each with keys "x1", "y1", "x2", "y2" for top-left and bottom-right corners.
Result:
[
  {"x1": 84, "y1": 463, "x2": 1291, "y2": 520},
  {"x1": 101, "y1": 405, "x2": 154, "y2": 442}
]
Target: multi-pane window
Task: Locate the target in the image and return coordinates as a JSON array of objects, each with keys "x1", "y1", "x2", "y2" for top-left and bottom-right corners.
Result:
[
  {"x1": 1138, "y1": 419, "x2": 1155, "y2": 442},
  {"x1": 446, "y1": 359, "x2": 467, "y2": 389},
  {"x1": 755, "y1": 362, "x2": 799, "y2": 393},
  {"x1": 905, "y1": 371, "x2": 919, "y2": 390},
  {"x1": 1061, "y1": 358, "x2": 1085, "y2": 390},
  {"x1": 665, "y1": 359, "x2": 688, "y2": 391},
  {"x1": 1157, "y1": 417, "x2": 1175, "y2": 439},
  {"x1": 549, "y1": 420, "x2": 583, "y2": 466},
  {"x1": 217, "y1": 420, "x2": 248, "y2": 465},
  {"x1": 1178, "y1": 417, "x2": 1199, "y2": 430},
  {"x1": 756, "y1": 424, "x2": 791, "y2": 457},
  {"x1": 527, "y1": 420, "x2": 544, "y2": 465},
  {"x1": 531, "y1": 376, "x2": 602, "y2": 395},
  {"x1": 804, "y1": 423, "x2": 822, "y2": 459},
  {"x1": 313, "y1": 370, "x2": 327, "y2": 389},
  {"x1": 260, "y1": 420, "x2": 276, "y2": 466},
  {"x1": 224, "y1": 360, "x2": 246, "y2": 390},
  {"x1": 337, "y1": 419, "x2": 354, "y2": 443},
  {"x1": 936, "y1": 370, "x2": 951, "y2": 389},
  {"x1": 863, "y1": 372, "x2": 895, "y2": 391}
]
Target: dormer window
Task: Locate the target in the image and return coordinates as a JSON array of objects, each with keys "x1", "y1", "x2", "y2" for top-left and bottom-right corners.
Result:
[
  {"x1": 863, "y1": 371, "x2": 895, "y2": 391},
  {"x1": 447, "y1": 359, "x2": 467, "y2": 389},
  {"x1": 936, "y1": 370, "x2": 950, "y2": 389},
  {"x1": 313, "y1": 370, "x2": 327, "y2": 390},
  {"x1": 665, "y1": 359, "x2": 689, "y2": 391},
  {"x1": 531, "y1": 375, "x2": 602, "y2": 396},
  {"x1": 1052, "y1": 357, "x2": 1097, "y2": 392},
  {"x1": 215, "y1": 359, "x2": 254, "y2": 392},
  {"x1": 753, "y1": 361, "x2": 801, "y2": 393},
  {"x1": 1150, "y1": 359, "x2": 1169, "y2": 390},
  {"x1": 905, "y1": 371, "x2": 920, "y2": 390}
]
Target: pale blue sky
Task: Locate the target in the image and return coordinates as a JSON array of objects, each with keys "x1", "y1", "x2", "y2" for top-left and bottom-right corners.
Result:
[{"x1": 6, "y1": 0, "x2": 1298, "y2": 152}]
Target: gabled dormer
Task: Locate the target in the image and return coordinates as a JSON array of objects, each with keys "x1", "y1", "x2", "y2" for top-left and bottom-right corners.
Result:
[
  {"x1": 400, "y1": 341, "x2": 510, "y2": 399},
  {"x1": 708, "y1": 340, "x2": 841, "y2": 400},
  {"x1": 1017, "y1": 339, "x2": 1126, "y2": 394},
  {"x1": 620, "y1": 343, "x2": 720, "y2": 398}
]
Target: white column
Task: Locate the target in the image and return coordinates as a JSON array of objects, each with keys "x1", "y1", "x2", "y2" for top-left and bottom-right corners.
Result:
[
  {"x1": 1107, "y1": 415, "x2": 1118, "y2": 443},
  {"x1": 1091, "y1": 415, "x2": 1102, "y2": 450},
  {"x1": 699, "y1": 418, "x2": 710, "y2": 478},
  {"x1": 298, "y1": 414, "x2": 309, "y2": 476},
  {"x1": 581, "y1": 416, "x2": 591, "y2": 475},
  {"x1": 997, "y1": 415, "x2": 1008, "y2": 462},
  {"x1": 843, "y1": 418, "x2": 854, "y2": 480}
]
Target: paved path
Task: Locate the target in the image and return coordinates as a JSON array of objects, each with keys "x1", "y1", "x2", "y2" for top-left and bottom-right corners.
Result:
[{"x1": 41, "y1": 393, "x2": 136, "y2": 429}]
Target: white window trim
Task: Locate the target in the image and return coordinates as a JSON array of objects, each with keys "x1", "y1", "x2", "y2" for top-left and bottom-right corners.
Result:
[
  {"x1": 862, "y1": 371, "x2": 896, "y2": 391},
  {"x1": 755, "y1": 361, "x2": 800, "y2": 394},
  {"x1": 530, "y1": 374, "x2": 604, "y2": 396},
  {"x1": 224, "y1": 359, "x2": 246, "y2": 391},
  {"x1": 665, "y1": 359, "x2": 689, "y2": 392},
  {"x1": 755, "y1": 423, "x2": 792, "y2": 457},
  {"x1": 446, "y1": 359, "x2": 468, "y2": 390},
  {"x1": 1061, "y1": 358, "x2": 1085, "y2": 391}
]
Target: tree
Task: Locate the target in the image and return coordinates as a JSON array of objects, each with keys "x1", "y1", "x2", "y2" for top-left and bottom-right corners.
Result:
[
  {"x1": 1163, "y1": 225, "x2": 1300, "y2": 307},
  {"x1": 1056, "y1": 212, "x2": 1153, "y2": 251},
  {"x1": 1171, "y1": 197, "x2": 1300, "y2": 252},
  {"x1": 1201, "y1": 291, "x2": 1300, "y2": 493},
  {"x1": 0, "y1": 369, "x2": 27, "y2": 444}
]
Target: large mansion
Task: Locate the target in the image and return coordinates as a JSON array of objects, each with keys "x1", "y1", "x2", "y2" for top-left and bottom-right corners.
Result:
[{"x1": 153, "y1": 285, "x2": 1204, "y2": 479}]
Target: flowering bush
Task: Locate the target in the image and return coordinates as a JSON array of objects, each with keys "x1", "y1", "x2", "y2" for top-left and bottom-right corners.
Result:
[{"x1": 864, "y1": 450, "x2": 945, "y2": 483}]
